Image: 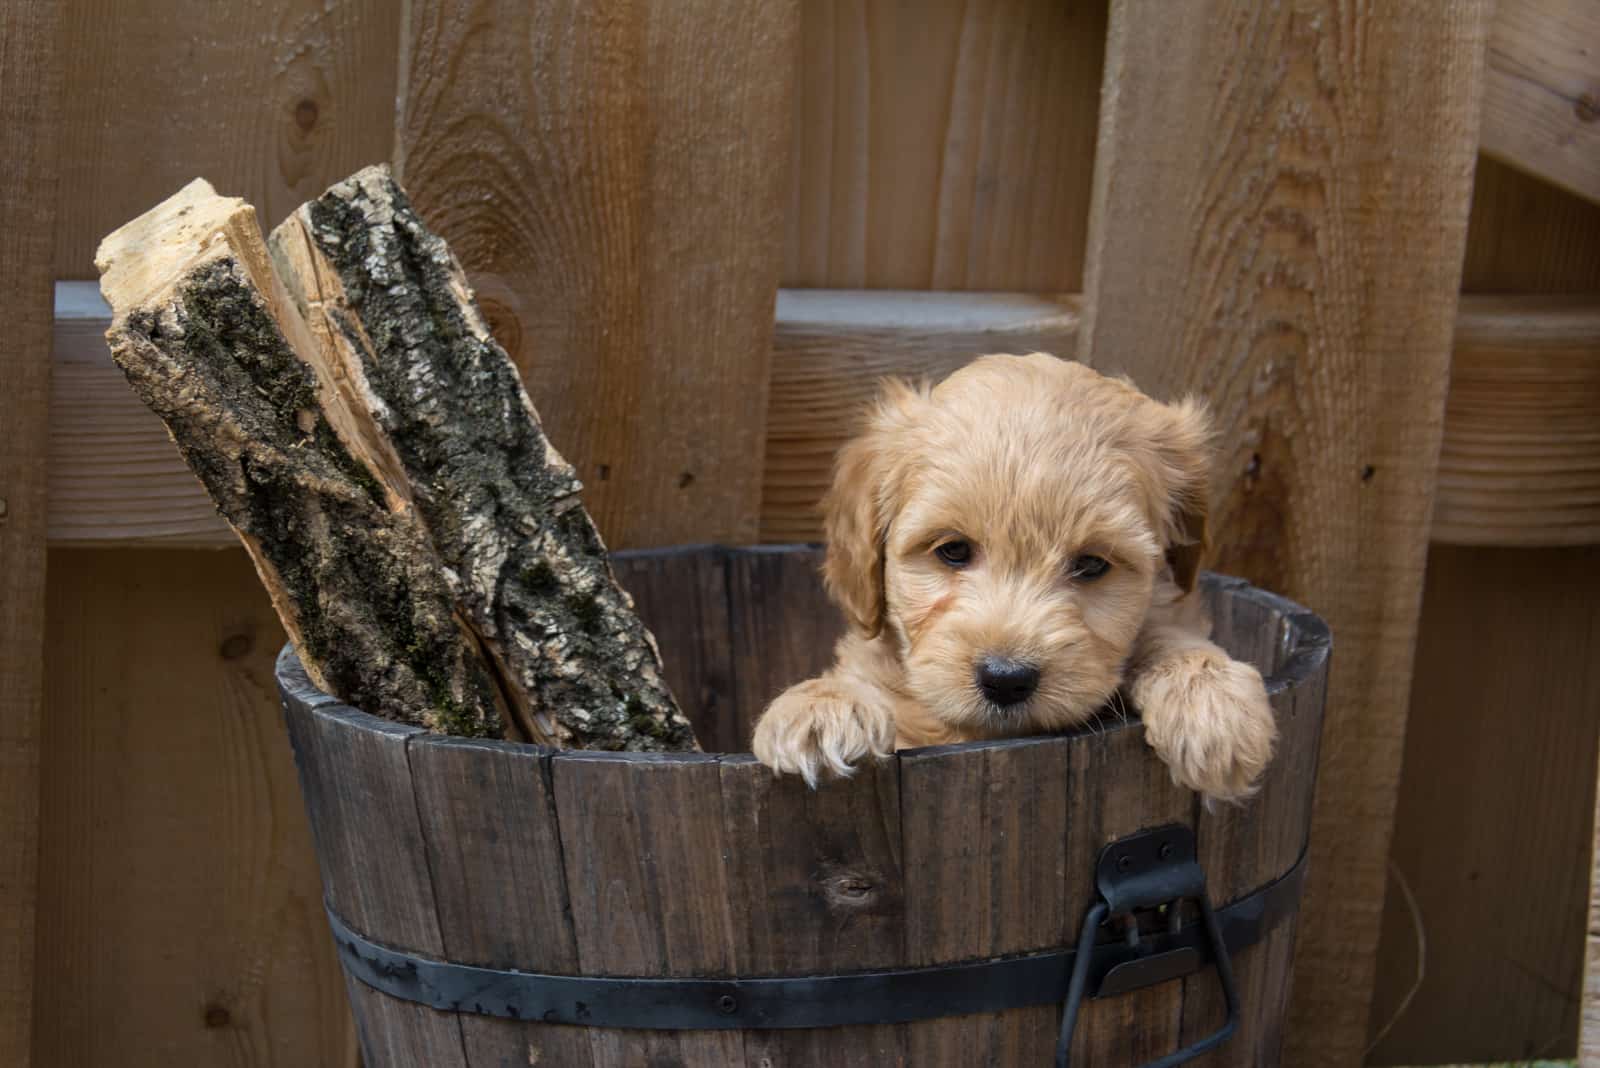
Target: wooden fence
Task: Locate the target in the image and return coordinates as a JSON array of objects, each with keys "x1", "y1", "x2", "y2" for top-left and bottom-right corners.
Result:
[{"x1": 5, "y1": 1, "x2": 1600, "y2": 1066}]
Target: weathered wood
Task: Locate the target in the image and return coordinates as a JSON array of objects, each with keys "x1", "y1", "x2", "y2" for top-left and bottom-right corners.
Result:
[
  {"x1": 763, "y1": 291, "x2": 1081, "y2": 543},
  {"x1": 55, "y1": 0, "x2": 401, "y2": 278},
  {"x1": 1463, "y1": 156, "x2": 1600, "y2": 293},
  {"x1": 1079, "y1": 4, "x2": 1492, "y2": 1063},
  {"x1": 1433, "y1": 296, "x2": 1600, "y2": 547},
  {"x1": 49, "y1": 286, "x2": 230, "y2": 545},
  {"x1": 726, "y1": 546, "x2": 843, "y2": 748},
  {"x1": 397, "y1": 0, "x2": 796, "y2": 548},
  {"x1": 407, "y1": 736, "x2": 592, "y2": 1066},
  {"x1": 1481, "y1": 0, "x2": 1600, "y2": 208},
  {"x1": 783, "y1": 0, "x2": 1106, "y2": 290},
  {"x1": 271, "y1": 165, "x2": 693, "y2": 751},
  {"x1": 612, "y1": 547, "x2": 740, "y2": 753},
  {"x1": 721, "y1": 753, "x2": 907, "y2": 1065},
  {"x1": 64, "y1": 289, "x2": 1600, "y2": 553},
  {"x1": 279, "y1": 654, "x2": 467, "y2": 1066},
  {"x1": 0, "y1": 1, "x2": 59, "y2": 1062},
  {"x1": 550, "y1": 750, "x2": 743, "y2": 1065},
  {"x1": 281, "y1": 549, "x2": 1328, "y2": 1066},
  {"x1": 96, "y1": 182, "x2": 505, "y2": 737},
  {"x1": 1587, "y1": 731, "x2": 1600, "y2": 1067},
  {"x1": 1184, "y1": 582, "x2": 1329, "y2": 1067},
  {"x1": 899, "y1": 736, "x2": 1079, "y2": 1065},
  {"x1": 35, "y1": 550, "x2": 353, "y2": 1068},
  {"x1": 1372, "y1": 546, "x2": 1600, "y2": 1063},
  {"x1": 47, "y1": 286, "x2": 1079, "y2": 549},
  {"x1": 1066, "y1": 728, "x2": 1196, "y2": 1063}
]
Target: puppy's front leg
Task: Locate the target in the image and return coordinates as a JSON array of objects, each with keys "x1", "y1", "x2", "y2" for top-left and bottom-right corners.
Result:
[
  {"x1": 752, "y1": 673, "x2": 897, "y2": 788},
  {"x1": 1127, "y1": 615, "x2": 1277, "y2": 803}
]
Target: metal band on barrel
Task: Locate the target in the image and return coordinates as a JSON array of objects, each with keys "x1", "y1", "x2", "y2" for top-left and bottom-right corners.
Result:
[{"x1": 326, "y1": 846, "x2": 1306, "y2": 1031}]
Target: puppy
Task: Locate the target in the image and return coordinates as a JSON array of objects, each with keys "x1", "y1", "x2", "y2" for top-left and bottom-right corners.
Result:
[{"x1": 751, "y1": 353, "x2": 1276, "y2": 802}]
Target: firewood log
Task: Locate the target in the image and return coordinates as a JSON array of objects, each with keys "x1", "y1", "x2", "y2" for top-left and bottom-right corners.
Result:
[{"x1": 270, "y1": 165, "x2": 692, "y2": 750}]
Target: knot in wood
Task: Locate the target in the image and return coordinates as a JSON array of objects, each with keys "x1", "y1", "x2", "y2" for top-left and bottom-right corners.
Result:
[{"x1": 817, "y1": 865, "x2": 879, "y2": 910}]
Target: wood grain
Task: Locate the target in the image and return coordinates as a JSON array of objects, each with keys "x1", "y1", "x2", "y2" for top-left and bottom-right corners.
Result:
[
  {"x1": 898, "y1": 736, "x2": 1082, "y2": 1066},
  {"x1": 1371, "y1": 546, "x2": 1600, "y2": 1064},
  {"x1": 48, "y1": 286, "x2": 1081, "y2": 548},
  {"x1": 1434, "y1": 296, "x2": 1600, "y2": 547},
  {"x1": 612, "y1": 547, "x2": 739, "y2": 752},
  {"x1": 397, "y1": 0, "x2": 797, "y2": 549},
  {"x1": 1587, "y1": 726, "x2": 1600, "y2": 1068},
  {"x1": 550, "y1": 751, "x2": 743, "y2": 1065},
  {"x1": 1184, "y1": 581, "x2": 1329, "y2": 1067},
  {"x1": 784, "y1": 0, "x2": 1107, "y2": 290},
  {"x1": 50, "y1": 288, "x2": 229, "y2": 545},
  {"x1": 55, "y1": 0, "x2": 400, "y2": 278},
  {"x1": 764, "y1": 291, "x2": 1081, "y2": 543},
  {"x1": 280, "y1": 652, "x2": 467, "y2": 1066},
  {"x1": 34, "y1": 550, "x2": 354, "y2": 1068},
  {"x1": 1463, "y1": 156, "x2": 1600, "y2": 293},
  {"x1": 725, "y1": 545, "x2": 843, "y2": 746},
  {"x1": 0, "y1": 3, "x2": 59, "y2": 1063},
  {"x1": 1077, "y1": 3, "x2": 1492, "y2": 1064},
  {"x1": 406, "y1": 737, "x2": 591, "y2": 1066},
  {"x1": 1481, "y1": 0, "x2": 1600, "y2": 208},
  {"x1": 721, "y1": 753, "x2": 907, "y2": 1065},
  {"x1": 279, "y1": 553, "x2": 1327, "y2": 1065}
]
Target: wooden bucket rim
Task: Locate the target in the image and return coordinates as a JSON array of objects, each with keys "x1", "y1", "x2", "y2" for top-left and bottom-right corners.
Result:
[{"x1": 276, "y1": 543, "x2": 1331, "y2": 764}]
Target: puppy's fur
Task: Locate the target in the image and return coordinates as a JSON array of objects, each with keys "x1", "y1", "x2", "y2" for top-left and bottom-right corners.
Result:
[{"x1": 752, "y1": 354, "x2": 1276, "y2": 801}]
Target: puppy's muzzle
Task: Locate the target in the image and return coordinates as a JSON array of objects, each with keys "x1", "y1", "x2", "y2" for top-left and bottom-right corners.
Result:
[{"x1": 976, "y1": 655, "x2": 1039, "y2": 707}]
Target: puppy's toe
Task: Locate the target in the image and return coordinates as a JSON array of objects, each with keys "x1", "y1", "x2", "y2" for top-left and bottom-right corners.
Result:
[
  {"x1": 1134, "y1": 651, "x2": 1277, "y2": 803},
  {"x1": 752, "y1": 679, "x2": 895, "y2": 788}
]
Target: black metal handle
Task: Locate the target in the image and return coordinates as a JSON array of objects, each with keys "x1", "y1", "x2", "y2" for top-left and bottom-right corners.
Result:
[{"x1": 1056, "y1": 826, "x2": 1240, "y2": 1068}]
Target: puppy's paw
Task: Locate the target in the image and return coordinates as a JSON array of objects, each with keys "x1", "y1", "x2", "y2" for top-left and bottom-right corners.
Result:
[
  {"x1": 751, "y1": 679, "x2": 896, "y2": 788},
  {"x1": 1133, "y1": 650, "x2": 1276, "y2": 803}
]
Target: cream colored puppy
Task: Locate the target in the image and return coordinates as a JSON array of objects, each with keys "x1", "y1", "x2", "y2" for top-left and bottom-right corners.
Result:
[{"x1": 752, "y1": 354, "x2": 1275, "y2": 801}]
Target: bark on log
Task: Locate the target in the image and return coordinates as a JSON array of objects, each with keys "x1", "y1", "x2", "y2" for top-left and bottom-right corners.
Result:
[
  {"x1": 95, "y1": 181, "x2": 507, "y2": 737},
  {"x1": 269, "y1": 166, "x2": 693, "y2": 751},
  {"x1": 95, "y1": 173, "x2": 697, "y2": 751}
]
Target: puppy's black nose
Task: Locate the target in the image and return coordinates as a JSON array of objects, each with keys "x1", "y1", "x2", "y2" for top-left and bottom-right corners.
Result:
[{"x1": 976, "y1": 656, "x2": 1039, "y2": 706}]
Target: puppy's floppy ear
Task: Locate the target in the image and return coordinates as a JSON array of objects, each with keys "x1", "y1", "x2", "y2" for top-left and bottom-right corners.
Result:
[
  {"x1": 1143, "y1": 396, "x2": 1213, "y2": 595},
  {"x1": 821, "y1": 378, "x2": 925, "y2": 636}
]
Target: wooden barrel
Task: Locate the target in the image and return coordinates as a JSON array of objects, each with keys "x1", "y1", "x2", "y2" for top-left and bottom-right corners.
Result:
[{"x1": 279, "y1": 545, "x2": 1328, "y2": 1067}]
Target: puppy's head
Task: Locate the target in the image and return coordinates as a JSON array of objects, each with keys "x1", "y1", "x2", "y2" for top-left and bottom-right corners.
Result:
[{"x1": 823, "y1": 353, "x2": 1210, "y2": 737}]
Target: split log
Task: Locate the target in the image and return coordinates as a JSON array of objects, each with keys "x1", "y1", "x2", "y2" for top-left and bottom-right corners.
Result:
[
  {"x1": 269, "y1": 166, "x2": 693, "y2": 751},
  {"x1": 97, "y1": 173, "x2": 697, "y2": 751},
  {"x1": 95, "y1": 181, "x2": 507, "y2": 737}
]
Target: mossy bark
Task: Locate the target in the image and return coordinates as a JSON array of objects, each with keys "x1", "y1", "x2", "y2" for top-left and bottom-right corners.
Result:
[
  {"x1": 95, "y1": 185, "x2": 505, "y2": 736},
  {"x1": 269, "y1": 166, "x2": 695, "y2": 752}
]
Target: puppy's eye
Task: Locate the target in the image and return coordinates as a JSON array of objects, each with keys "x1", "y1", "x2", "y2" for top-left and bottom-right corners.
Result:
[
  {"x1": 934, "y1": 540, "x2": 974, "y2": 568},
  {"x1": 1070, "y1": 554, "x2": 1110, "y2": 581}
]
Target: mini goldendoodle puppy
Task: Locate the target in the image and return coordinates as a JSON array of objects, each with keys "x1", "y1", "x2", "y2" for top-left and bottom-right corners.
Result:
[{"x1": 752, "y1": 353, "x2": 1276, "y2": 802}]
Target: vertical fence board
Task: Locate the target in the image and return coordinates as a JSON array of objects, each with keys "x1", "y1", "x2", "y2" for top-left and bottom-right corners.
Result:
[
  {"x1": 55, "y1": 0, "x2": 400, "y2": 278},
  {"x1": 1078, "y1": 3, "x2": 1492, "y2": 1063},
  {"x1": 1462, "y1": 157, "x2": 1600, "y2": 293},
  {"x1": 784, "y1": 0, "x2": 1106, "y2": 291},
  {"x1": 0, "y1": 2, "x2": 59, "y2": 1064},
  {"x1": 1373, "y1": 546, "x2": 1600, "y2": 1063},
  {"x1": 397, "y1": 0, "x2": 798, "y2": 548},
  {"x1": 36, "y1": 551, "x2": 353, "y2": 1068}
]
